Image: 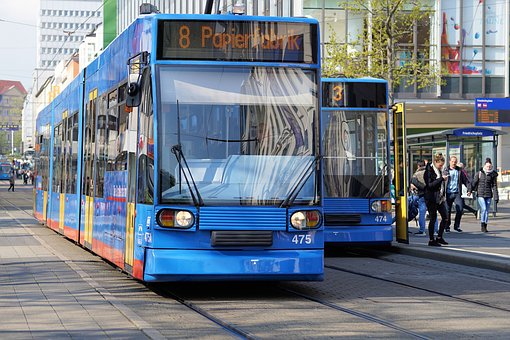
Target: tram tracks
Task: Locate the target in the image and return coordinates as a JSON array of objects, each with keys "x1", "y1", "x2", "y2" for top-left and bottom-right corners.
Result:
[
  {"x1": 6, "y1": 191, "x2": 509, "y2": 338},
  {"x1": 151, "y1": 284, "x2": 256, "y2": 340},
  {"x1": 277, "y1": 285, "x2": 430, "y2": 340}
]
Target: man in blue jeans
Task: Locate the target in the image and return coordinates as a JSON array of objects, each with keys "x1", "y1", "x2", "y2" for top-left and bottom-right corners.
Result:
[
  {"x1": 411, "y1": 161, "x2": 438, "y2": 236},
  {"x1": 444, "y1": 156, "x2": 471, "y2": 232}
]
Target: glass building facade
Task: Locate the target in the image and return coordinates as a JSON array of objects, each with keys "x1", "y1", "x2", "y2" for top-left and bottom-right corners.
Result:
[{"x1": 303, "y1": 0, "x2": 510, "y2": 100}]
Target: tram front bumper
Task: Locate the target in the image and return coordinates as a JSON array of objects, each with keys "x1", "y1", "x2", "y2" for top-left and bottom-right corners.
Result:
[
  {"x1": 324, "y1": 225, "x2": 393, "y2": 243},
  {"x1": 143, "y1": 248, "x2": 323, "y2": 282}
]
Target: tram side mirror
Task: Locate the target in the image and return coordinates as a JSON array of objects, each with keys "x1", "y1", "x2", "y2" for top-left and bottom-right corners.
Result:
[{"x1": 126, "y1": 51, "x2": 149, "y2": 108}]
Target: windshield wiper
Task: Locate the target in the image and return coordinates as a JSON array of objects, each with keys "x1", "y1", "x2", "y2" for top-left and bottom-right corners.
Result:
[
  {"x1": 280, "y1": 155, "x2": 321, "y2": 208},
  {"x1": 205, "y1": 137, "x2": 257, "y2": 143},
  {"x1": 171, "y1": 144, "x2": 204, "y2": 207},
  {"x1": 365, "y1": 164, "x2": 387, "y2": 198}
]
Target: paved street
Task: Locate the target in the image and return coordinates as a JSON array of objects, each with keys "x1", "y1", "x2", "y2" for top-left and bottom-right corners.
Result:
[{"x1": 1, "y1": 179, "x2": 510, "y2": 339}]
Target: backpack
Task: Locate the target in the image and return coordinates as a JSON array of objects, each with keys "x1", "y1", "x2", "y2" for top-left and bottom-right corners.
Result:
[
  {"x1": 412, "y1": 169, "x2": 426, "y2": 189},
  {"x1": 407, "y1": 194, "x2": 419, "y2": 222}
]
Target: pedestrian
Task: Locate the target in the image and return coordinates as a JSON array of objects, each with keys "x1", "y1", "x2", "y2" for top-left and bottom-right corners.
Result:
[
  {"x1": 458, "y1": 162, "x2": 478, "y2": 217},
  {"x1": 8, "y1": 170, "x2": 15, "y2": 192},
  {"x1": 470, "y1": 158, "x2": 499, "y2": 232},
  {"x1": 424, "y1": 153, "x2": 450, "y2": 246},
  {"x1": 411, "y1": 160, "x2": 438, "y2": 236},
  {"x1": 443, "y1": 156, "x2": 471, "y2": 232}
]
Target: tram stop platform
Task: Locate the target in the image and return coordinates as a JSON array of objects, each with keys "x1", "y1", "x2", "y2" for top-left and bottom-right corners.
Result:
[{"x1": 394, "y1": 199, "x2": 510, "y2": 273}]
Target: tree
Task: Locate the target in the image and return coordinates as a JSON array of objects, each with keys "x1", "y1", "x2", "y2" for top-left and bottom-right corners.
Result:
[{"x1": 324, "y1": 0, "x2": 445, "y2": 104}]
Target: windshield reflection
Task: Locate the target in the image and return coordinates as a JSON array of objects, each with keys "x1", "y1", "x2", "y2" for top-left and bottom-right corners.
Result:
[
  {"x1": 157, "y1": 66, "x2": 319, "y2": 205},
  {"x1": 322, "y1": 110, "x2": 389, "y2": 198}
]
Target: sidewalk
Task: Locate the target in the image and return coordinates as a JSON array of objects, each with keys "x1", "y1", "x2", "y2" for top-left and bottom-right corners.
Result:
[
  {"x1": 394, "y1": 199, "x2": 510, "y2": 273},
  {"x1": 0, "y1": 181, "x2": 153, "y2": 338}
]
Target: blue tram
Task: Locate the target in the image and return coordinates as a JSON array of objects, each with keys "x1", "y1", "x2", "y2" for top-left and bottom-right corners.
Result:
[
  {"x1": 34, "y1": 13, "x2": 323, "y2": 281},
  {"x1": 0, "y1": 162, "x2": 12, "y2": 181},
  {"x1": 321, "y1": 78, "x2": 392, "y2": 245}
]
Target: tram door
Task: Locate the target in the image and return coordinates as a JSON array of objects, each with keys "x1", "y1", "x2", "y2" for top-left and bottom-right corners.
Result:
[
  {"x1": 124, "y1": 107, "x2": 138, "y2": 273},
  {"x1": 392, "y1": 103, "x2": 409, "y2": 243},
  {"x1": 81, "y1": 89, "x2": 98, "y2": 249}
]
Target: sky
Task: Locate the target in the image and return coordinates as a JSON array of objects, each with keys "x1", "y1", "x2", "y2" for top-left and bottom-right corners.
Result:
[{"x1": 0, "y1": 1, "x2": 39, "y2": 91}]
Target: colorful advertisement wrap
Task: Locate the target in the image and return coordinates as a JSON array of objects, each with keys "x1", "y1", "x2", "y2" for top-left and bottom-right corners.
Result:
[{"x1": 441, "y1": 0, "x2": 506, "y2": 75}]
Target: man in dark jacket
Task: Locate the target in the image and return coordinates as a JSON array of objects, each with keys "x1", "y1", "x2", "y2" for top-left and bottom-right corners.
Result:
[
  {"x1": 444, "y1": 156, "x2": 471, "y2": 232},
  {"x1": 424, "y1": 153, "x2": 450, "y2": 246}
]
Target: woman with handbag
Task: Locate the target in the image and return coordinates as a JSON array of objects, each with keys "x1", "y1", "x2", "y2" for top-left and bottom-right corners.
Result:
[{"x1": 470, "y1": 159, "x2": 499, "y2": 232}]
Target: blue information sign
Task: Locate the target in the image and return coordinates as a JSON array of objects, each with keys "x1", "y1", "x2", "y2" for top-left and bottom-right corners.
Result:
[
  {"x1": 0, "y1": 124, "x2": 19, "y2": 131},
  {"x1": 475, "y1": 98, "x2": 510, "y2": 127}
]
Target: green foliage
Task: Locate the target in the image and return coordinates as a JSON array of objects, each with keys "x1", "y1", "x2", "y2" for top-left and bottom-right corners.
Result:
[{"x1": 324, "y1": 0, "x2": 446, "y2": 103}]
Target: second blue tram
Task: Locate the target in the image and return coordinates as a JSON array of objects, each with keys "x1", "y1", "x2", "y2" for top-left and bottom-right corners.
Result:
[
  {"x1": 0, "y1": 162, "x2": 11, "y2": 181},
  {"x1": 321, "y1": 78, "x2": 392, "y2": 244},
  {"x1": 34, "y1": 13, "x2": 323, "y2": 281}
]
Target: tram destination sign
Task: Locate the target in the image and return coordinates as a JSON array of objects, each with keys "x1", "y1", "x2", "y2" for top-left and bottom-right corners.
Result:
[
  {"x1": 157, "y1": 20, "x2": 317, "y2": 64},
  {"x1": 475, "y1": 98, "x2": 510, "y2": 127}
]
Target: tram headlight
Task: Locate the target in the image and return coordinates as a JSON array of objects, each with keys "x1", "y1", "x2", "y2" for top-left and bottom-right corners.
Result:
[
  {"x1": 175, "y1": 211, "x2": 194, "y2": 228},
  {"x1": 290, "y1": 210, "x2": 321, "y2": 230},
  {"x1": 157, "y1": 209, "x2": 194, "y2": 229},
  {"x1": 371, "y1": 200, "x2": 392, "y2": 213}
]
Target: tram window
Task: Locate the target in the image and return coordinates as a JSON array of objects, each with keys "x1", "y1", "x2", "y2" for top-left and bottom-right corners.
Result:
[
  {"x1": 69, "y1": 113, "x2": 78, "y2": 194},
  {"x1": 115, "y1": 104, "x2": 128, "y2": 170},
  {"x1": 52, "y1": 123, "x2": 62, "y2": 193},
  {"x1": 61, "y1": 116, "x2": 67, "y2": 194},
  {"x1": 95, "y1": 112, "x2": 107, "y2": 198},
  {"x1": 41, "y1": 127, "x2": 50, "y2": 192},
  {"x1": 108, "y1": 89, "x2": 117, "y2": 108},
  {"x1": 137, "y1": 70, "x2": 154, "y2": 204},
  {"x1": 83, "y1": 90, "x2": 97, "y2": 197},
  {"x1": 118, "y1": 84, "x2": 126, "y2": 103},
  {"x1": 106, "y1": 105, "x2": 118, "y2": 171}
]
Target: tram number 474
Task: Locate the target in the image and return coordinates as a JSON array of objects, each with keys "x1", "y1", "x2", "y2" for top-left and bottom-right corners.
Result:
[
  {"x1": 375, "y1": 215, "x2": 387, "y2": 222},
  {"x1": 292, "y1": 234, "x2": 312, "y2": 245}
]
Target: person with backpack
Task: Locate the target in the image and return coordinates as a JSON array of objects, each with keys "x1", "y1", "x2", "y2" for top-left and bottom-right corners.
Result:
[
  {"x1": 458, "y1": 162, "x2": 478, "y2": 217},
  {"x1": 470, "y1": 158, "x2": 499, "y2": 232},
  {"x1": 424, "y1": 153, "x2": 450, "y2": 246},
  {"x1": 411, "y1": 160, "x2": 438, "y2": 236}
]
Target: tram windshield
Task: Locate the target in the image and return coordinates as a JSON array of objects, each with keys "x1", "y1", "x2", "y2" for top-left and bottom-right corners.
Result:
[
  {"x1": 157, "y1": 66, "x2": 318, "y2": 206},
  {"x1": 322, "y1": 110, "x2": 389, "y2": 198},
  {"x1": 1, "y1": 164, "x2": 11, "y2": 174}
]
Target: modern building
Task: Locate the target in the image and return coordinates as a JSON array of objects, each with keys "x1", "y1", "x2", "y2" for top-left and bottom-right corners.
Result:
[
  {"x1": 0, "y1": 80, "x2": 27, "y2": 155},
  {"x1": 22, "y1": 0, "x2": 104, "y2": 152},
  {"x1": 302, "y1": 0, "x2": 510, "y2": 172},
  {"x1": 115, "y1": 0, "x2": 303, "y2": 33}
]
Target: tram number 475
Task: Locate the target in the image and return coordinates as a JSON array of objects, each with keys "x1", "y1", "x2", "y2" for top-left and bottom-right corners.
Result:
[{"x1": 292, "y1": 234, "x2": 312, "y2": 245}]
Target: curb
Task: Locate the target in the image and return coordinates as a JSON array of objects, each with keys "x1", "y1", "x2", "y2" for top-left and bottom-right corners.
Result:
[{"x1": 391, "y1": 243, "x2": 510, "y2": 274}]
